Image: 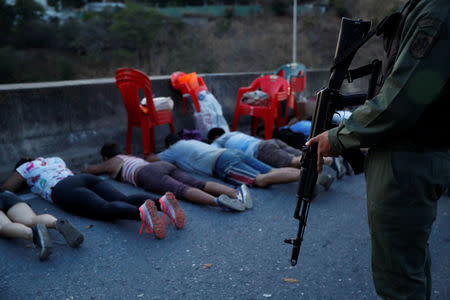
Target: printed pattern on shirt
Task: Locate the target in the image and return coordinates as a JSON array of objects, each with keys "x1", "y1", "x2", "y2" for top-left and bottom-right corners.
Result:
[
  {"x1": 116, "y1": 155, "x2": 149, "y2": 186},
  {"x1": 16, "y1": 157, "x2": 73, "y2": 203}
]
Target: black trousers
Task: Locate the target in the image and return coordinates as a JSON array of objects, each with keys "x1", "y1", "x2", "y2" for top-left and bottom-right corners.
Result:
[
  {"x1": 0, "y1": 191, "x2": 22, "y2": 212},
  {"x1": 52, "y1": 174, "x2": 159, "y2": 221}
]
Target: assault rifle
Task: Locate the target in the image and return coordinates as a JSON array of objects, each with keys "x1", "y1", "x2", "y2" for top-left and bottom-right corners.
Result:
[{"x1": 285, "y1": 18, "x2": 382, "y2": 266}]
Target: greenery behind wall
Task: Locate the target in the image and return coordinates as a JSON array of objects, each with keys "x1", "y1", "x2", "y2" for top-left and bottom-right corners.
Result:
[{"x1": 0, "y1": 0, "x2": 404, "y2": 83}]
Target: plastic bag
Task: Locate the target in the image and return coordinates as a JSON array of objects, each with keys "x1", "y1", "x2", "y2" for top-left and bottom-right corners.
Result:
[
  {"x1": 241, "y1": 90, "x2": 269, "y2": 106},
  {"x1": 179, "y1": 129, "x2": 202, "y2": 141},
  {"x1": 140, "y1": 97, "x2": 174, "y2": 111},
  {"x1": 192, "y1": 90, "x2": 230, "y2": 138}
]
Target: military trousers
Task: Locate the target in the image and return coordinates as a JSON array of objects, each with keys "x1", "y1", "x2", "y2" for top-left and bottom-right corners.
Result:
[{"x1": 364, "y1": 147, "x2": 449, "y2": 300}]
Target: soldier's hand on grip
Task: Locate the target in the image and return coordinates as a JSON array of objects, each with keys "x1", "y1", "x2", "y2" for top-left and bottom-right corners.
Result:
[{"x1": 306, "y1": 130, "x2": 339, "y2": 172}]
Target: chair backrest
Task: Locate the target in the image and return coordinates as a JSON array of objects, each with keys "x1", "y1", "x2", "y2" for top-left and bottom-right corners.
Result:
[
  {"x1": 170, "y1": 71, "x2": 187, "y2": 91},
  {"x1": 115, "y1": 68, "x2": 157, "y2": 123},
  {"x1": 178, "y1": 72, "x2": 200, "y2": 91},
  {"x1": 171, "y1": 71, "x2": 208, "y2": 93},
  {"x1": 256, "y1": 75, "x2": 289, "y2": 101},
  {"x1": 290, "y1": 75, "x2": 306, "y2": 93},
  {"x1": 276, "y1": 63, "x2": 306, "y2": 82}
]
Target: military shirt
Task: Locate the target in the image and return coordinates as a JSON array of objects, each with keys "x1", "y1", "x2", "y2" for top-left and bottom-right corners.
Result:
[{"x1": 329, "y1": 0, "x2": 449, "y2": 152}]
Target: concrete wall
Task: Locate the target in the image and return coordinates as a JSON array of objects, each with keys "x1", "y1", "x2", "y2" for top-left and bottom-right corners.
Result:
[{"x1": 0, "y1": 69, "x2": 369, "y2": 182}]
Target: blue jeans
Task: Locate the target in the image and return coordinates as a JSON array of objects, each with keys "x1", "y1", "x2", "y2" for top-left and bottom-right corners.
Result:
[{"x1": 214, "y1": 150, "x2": 272, "y2": 186}]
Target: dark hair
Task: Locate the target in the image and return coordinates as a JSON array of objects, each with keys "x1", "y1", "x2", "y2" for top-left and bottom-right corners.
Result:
[
  {"x1": 207, "y1": 127, "x2": 225, "y2": 142},
  {"x1": 15, "y1": 157, "x2": 34, "y2": 169},
  {"x1": 165, "y1": 133, "x2": 181, "y2": 148},
  {"x1": 101, "y1": 142, "x2": 120, "y2": 159}
]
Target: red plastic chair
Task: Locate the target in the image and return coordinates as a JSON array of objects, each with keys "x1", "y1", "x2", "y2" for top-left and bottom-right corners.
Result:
[
  {"x1": 170, "y1": 71, "x2": 208, "y2": 113},
  {"x1": 231, "y1": 75, "x2": 289, "y2": 140},
  {"x1": 115, "y1": 68, "x2": 175, "y2": 156},
  {"x1": 276, "y1": 63, "x2": 307, "y2": 125}
]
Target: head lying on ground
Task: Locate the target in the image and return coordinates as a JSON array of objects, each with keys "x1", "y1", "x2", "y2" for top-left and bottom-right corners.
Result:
[
  {"x1": 207, "y1": 128, "x2": 226, "y2": 143},
  {"x1": 15, "y1": 157, "x2": 34, "y2": 169},
  {"x1": 165, "y1": 133, "x2": 181, "y2": 149},
  {"x1": 101, "y1": 142, "x2": 121, "y2": 161}
]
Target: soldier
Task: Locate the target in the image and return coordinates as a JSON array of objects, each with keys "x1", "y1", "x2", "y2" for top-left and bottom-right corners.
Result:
[{"x1": 307, "y1": 0, "x2": 449, "y2": 299}]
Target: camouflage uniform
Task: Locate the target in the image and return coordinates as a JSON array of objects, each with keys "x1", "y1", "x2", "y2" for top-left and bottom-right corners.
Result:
[{"x1": 328, "y1": 0, "x2": 450, "y2": 299}]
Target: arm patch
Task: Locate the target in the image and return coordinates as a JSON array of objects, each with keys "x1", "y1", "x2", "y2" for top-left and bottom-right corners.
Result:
[{"x1": 409, "y1": 17, "x2": 443, "y2": 59}]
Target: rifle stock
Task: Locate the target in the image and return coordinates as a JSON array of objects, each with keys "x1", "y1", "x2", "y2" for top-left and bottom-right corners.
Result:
[{"x1": 285, "y1": 18, "x2": 374, "y2": 266}]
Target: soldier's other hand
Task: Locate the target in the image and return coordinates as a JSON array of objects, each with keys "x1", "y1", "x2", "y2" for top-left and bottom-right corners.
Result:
[{"x1": 306, "y1": 131, "x2": 338, "y2": 172}]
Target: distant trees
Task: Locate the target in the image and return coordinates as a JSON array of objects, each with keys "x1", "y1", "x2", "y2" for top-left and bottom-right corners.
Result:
[
  {"x1": 330, "y1": 0, "x2": 405, "y2": 22},
  {"x1": 13, "y1": 0, "x2": 45, "y2": 25},
  {"x1": 0, "y1": 0, "x2": 397, "y2": 83},
  {"x1": 0, "y1": 1, "x2": 191, "y2": 83}
]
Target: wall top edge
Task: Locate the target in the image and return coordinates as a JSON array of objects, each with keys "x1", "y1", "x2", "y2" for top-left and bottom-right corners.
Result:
[{"x1": 0, "y1": 69, "x2": 329, "y2": 91}]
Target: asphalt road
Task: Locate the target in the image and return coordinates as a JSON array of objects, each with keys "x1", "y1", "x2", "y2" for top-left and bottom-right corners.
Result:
[{"x1": 1, "y1": 173, "x2": 449, "y2": 300}]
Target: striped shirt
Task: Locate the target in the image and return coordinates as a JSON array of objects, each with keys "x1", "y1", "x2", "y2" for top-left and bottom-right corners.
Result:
[{"x1": 116, "y1": 155, "x2": 149, "y2": 186}]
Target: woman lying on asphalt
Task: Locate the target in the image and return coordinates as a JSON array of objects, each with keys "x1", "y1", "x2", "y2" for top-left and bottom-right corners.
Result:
[
  {"x1": 0, "y1": 190, "x2": 84, "y2": 261},
  {"x1": 1, "y1": 157, "x2": 183, "y2": 239},
  {"x1": 81, "y1": 142, "x2": 252, "y2": 212}
]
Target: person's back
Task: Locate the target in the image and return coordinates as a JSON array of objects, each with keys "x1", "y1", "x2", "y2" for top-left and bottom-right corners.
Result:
[
  {"x1": 211, "y1": 131, "x2": 261, "y2": 156},
  {"x1": 158, "y1": 139, "x2": 226, "y2": 175},
  {"x1": 115, "y1": 154, "x2": 149, "y2": 186},
  {"x1": 16, "y1": 157, "x2": 73, "y2": 202}
]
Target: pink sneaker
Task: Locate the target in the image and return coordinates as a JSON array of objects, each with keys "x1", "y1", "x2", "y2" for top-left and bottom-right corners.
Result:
[
  {"x1": 159, "y1": 192, "x2": 185, "y2": 229},
  {"x1": 139, "y1": 200, "x2": 165, "y2": 239}
]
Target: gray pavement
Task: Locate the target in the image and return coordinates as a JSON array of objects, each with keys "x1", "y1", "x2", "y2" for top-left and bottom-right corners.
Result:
[{"x1": 1, "y1": 173, "x2": 449, "y2": 300}]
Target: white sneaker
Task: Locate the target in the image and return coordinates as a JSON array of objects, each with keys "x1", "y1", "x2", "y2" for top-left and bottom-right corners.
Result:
[
  {"x1": 237, "y1": 184, "x2": 253, "y2": 209},
  {"x1": 216, "y1": 195, "x2": 245, "y2": 212}
]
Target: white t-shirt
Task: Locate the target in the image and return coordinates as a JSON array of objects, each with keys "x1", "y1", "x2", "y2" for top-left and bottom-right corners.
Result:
[{"x1": 16, "y1": 157, "x2": 73, "y2": 202}]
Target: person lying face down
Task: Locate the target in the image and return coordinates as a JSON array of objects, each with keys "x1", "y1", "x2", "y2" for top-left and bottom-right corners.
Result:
[
  {"x1": 207, "y1": 127, "x2": 303, "y2": 168},
  {"x1": 207, "y1": 128, "x2": 336, "y2": 189},
  {"x1": 147, "y1": 134, "x2": 301, "y2": 189},
  {"x1": 1, "y1": 156, "x2": 181, "y2": 239},
  {"x1": 82, "y1": 143, "x2": 252, "y2": 212},
  {"x1": 0, "y1": 190, "x2": 84, "y2": 261}
]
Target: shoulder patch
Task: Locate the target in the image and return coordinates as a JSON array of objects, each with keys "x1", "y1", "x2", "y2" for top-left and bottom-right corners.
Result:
[{"x1": 409, "y1": 17, "x2": 443, "y2": 59}]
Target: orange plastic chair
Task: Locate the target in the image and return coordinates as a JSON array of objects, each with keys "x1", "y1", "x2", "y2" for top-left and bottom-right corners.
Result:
[
  {"x1": 276, "y1": 63, "x2": 307, "y2": 125},
  {"x1": 231, "y1": 75, "x2": 289, "y2": 140},
  {"x1": 170, "y1": 72, "x2": 208, "y2": 113},
  {"x1": 115, "y1": 68, "x2": 175, "y2": 156}
]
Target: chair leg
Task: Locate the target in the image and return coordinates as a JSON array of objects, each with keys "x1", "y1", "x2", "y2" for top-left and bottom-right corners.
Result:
[
  {"x1": 293, "y1": 97, "x2": 299, "y2": 118},
  {"x1": 169, "y1": 122, "x2": 175, "y2": 133},
  {"x1": 263, "y1": 118, "x2": 274, "y2": 140},
  {"x1": 126, "y1": 125, "x2": 132, "y2": 154},
  {"x1": 250, "y1": 117, "x2": 259, "y2": 136},
  {"x1": 149, "y1": 128, "x2": 155, "y2": 154},
  {"x1": 231, "y1": 112, "x2": 240, "y2": 132},
  {"x1": 141, "y1": 126, "x2": 151, "y2": 157}
]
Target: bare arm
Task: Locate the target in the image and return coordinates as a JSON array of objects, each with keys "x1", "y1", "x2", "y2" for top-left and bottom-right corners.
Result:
[
  {"x1": 145, "y1": 153, "x2": 160, "y2": 162},
  {"x1": 81, "y1": 157, "x2": 123, "y2": 178},
  {"x1": 1, "y1": 171, "x2": 27, "y2": 193}
]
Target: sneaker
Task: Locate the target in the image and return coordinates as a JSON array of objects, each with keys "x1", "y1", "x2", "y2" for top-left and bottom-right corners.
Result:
[
  {"x1": 216, "y1": 194, "x2": 245, "y2": 212},
  {"x1": 159, "y1": 192, "x2": 185, "y2": 229},
  {"x1": 32, "y1": 224, "x2": 53, "y2": 261},
  {"x1": 237, "y1": 184, "x2": 253, "y2": 209},
  {"x1": 318, "y1": 173, "x2": 334, "y2": 191},
  {"x1": 331, "y1": 157, "x2": 345, "y2": 179},
  {"x1": 139, "y1": 200, "x2": 165, "y2": 239},
  {"x1": 56, "y1": 219, "x2": 84, "y2": 248}
]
